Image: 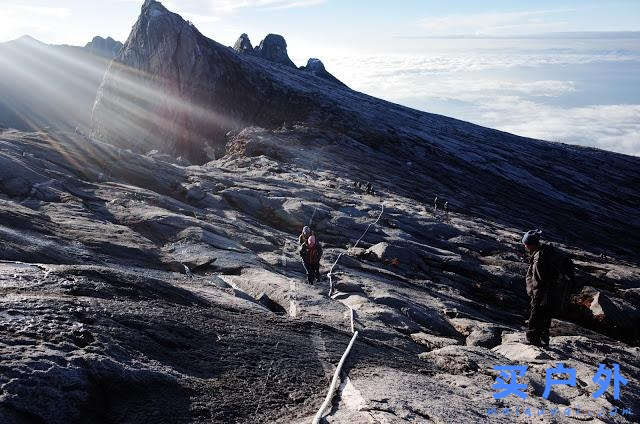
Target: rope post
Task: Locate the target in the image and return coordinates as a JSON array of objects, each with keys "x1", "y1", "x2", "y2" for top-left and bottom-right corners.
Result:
[
  {"x1": 349, "y1": 307, "x2": 355, "y2": 334},
  {"x1": 309, "y1": 202, "x2": 383, "y2": 423}
]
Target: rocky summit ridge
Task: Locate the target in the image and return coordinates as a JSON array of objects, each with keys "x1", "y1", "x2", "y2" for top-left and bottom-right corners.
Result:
[{"x1": 0, "y1": 0, "x2": 639, "y2": 423}]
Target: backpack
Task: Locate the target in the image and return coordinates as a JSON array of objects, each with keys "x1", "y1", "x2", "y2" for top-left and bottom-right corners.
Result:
[
  {"x1": 307, "y1": 242, "x2": 322, "y2": 265},
  {"x1": 550, "y1": 253, "x2": 575, "y2": 315}
]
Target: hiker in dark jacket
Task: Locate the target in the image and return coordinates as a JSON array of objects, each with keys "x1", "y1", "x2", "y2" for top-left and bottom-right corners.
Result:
[
  {"x1": 299, "y1": 226, "x2": 323, "y2": 284},
  {"x1": 300, "y1": 234, "x2": 323, "y2": 284},
  {"x1": 522, "y1": 229, "x2": 569, "y2": 347}
]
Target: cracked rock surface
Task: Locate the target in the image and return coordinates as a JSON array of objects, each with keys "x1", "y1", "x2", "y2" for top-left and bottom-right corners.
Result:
[
  {"x1": 1, "y1": 124, "x2": 638, "y2": 423},
  {"x1": 1, "y1": 1, "x2": 640, "y2": 423}
]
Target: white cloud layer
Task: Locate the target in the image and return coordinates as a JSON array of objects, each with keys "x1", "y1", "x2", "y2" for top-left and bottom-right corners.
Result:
[
  {"x1": 322, "y1": 51, "x2": 640, "y2": 80},
  {"x1": 312, "y1": 52, "x2": 640, "y2": 156},
  {"x1": 486, "y1": 102, "x2": 640, "y2": 156}
]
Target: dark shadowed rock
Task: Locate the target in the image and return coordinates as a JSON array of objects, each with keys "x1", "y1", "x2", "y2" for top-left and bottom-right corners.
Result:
[
  {"x1": 256, "y1": 292, "x2": 287, "y2": 314},
  {"x1": 254, "y1": 34, "x2": 296, "y2": 68},
  {"x1": 465, "y1": 327, "x2": 502, "y2": 348},
  {"x1": 90, "y1": 3, "x2": 322, "y2": 163}
]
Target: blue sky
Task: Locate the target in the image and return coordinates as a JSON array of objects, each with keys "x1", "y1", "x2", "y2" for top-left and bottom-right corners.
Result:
[
  {"x1": 2, "y1": 0, "x2": 639, "y2": 47},
  {"x1": 1, "y1": 1, "x2": 640, "y2": 155}
]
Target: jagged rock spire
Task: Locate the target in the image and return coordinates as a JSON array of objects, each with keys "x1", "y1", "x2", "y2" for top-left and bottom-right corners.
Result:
[
  {"x1": 254, "y1": 34, "x2": 296, "y2": 68},
  {"x1": 301, "y1": 58, "x2": 347, "y2": 87},
  {"x1": 233, "y1": 33, "x2": 253, "y2": 54},
  {"x1": 90, "y1": 2, "x2": 314, "y2": 163},
  {"x1": 305, "y1": 58, "x2": 326, "y2": 73}
]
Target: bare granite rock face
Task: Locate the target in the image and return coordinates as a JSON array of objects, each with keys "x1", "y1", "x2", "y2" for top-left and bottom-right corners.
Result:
[
  {"x1": 1, "y1": 123, "x2": 639, "y2": 423},
  {"x1": 2, "y1": 1, "x2": 640, "y2": 423},
  {"x1": 254, "y1": 34, "x2": 296, "y2": 68},
  {"x1": 233, "y1": 33, "x2": 253, "y2": 54}
]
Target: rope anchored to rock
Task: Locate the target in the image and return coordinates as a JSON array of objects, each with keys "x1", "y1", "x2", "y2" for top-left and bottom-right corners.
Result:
[{"x1": 312, "y1": 202, "x2": 384, "y2": 423}]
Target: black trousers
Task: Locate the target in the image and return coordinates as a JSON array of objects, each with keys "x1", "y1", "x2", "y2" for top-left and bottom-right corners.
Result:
[
  {"x1": 303, "y1": 260, "x2": 320, "y2": 284},
  {"x1": 527, "y1": 299, "x2": 552, "y2": 346}
]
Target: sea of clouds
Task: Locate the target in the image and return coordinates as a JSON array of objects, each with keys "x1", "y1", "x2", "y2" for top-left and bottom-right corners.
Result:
[{"x1": 294, "y1": 43, "x2": 640, "y2": 156}]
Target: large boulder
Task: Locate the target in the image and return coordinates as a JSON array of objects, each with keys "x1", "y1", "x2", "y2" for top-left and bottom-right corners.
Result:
[
  {"x1": 465, "y1": 327, "x2": 502, "y2": 349},
  {"x1": 492, "y1": 342, "x2": 551, "y2": 362},
  {"x1": 569, "y1": 286, "x2": 640, "y2": 344},
  {"x1": 364, "y1": 242, "x2": 427, "y2": 272}
]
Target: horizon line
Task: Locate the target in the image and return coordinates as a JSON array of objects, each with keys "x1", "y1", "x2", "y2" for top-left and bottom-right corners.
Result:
[{"x1": 394, "y1": 31, "x2": 640, "y2": 40}]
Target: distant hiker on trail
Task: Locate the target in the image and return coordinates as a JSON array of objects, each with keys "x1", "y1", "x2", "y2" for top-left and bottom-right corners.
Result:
[
  {"x1": 299, "y1": 226, "x2": 323, "y2": 284},
  {"x1": 444, "y1": 201, "x2": 449, "y2": 214},
  {"x1": 522, "y1": 229, "x2": 575, "y2": 348},
  {"x1": 365, "y1": 182, "x2": 374, "y2": 195}
]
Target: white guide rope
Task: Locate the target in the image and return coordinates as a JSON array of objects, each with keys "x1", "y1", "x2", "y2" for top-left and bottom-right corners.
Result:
[{"x1": 312, "y1": 202, "x2": 384, "y2": 423}]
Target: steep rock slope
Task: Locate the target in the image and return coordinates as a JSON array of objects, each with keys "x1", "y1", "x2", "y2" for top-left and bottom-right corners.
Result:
[
  {"x1": 0, "y1": 126, "x2": 638, "y2": 423},
  {"x1": 91, "y1": 0, "x2": 318, "y2": 162},
  {"x1": 300, "y1": 58, "x2": 347, "y2": 87},
  {"x1": 1, "y1": 1, "x2": 639, "y2": 423},
  {"x1": 91, "y1": 0, "x2": 640, "y2": 257}
]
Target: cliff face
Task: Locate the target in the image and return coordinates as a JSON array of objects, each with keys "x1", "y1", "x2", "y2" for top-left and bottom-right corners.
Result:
[
  {"x1": 91, "y1": 1, "x2": 640, "y2": 258},
  {"x1": 253, "y1": 33, "x2": 296, "y2": 67},
  {"x1": 90, "y1": 1, "x2": 318, "y2": 163}
]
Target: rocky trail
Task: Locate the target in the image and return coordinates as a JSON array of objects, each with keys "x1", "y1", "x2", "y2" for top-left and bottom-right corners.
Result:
[
  {"x1": 1, "y1": 0, "x2": 639, "y2": 422},
  {"x1": 1, "y1": 125, "x2": 639, "y2": 423}
]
